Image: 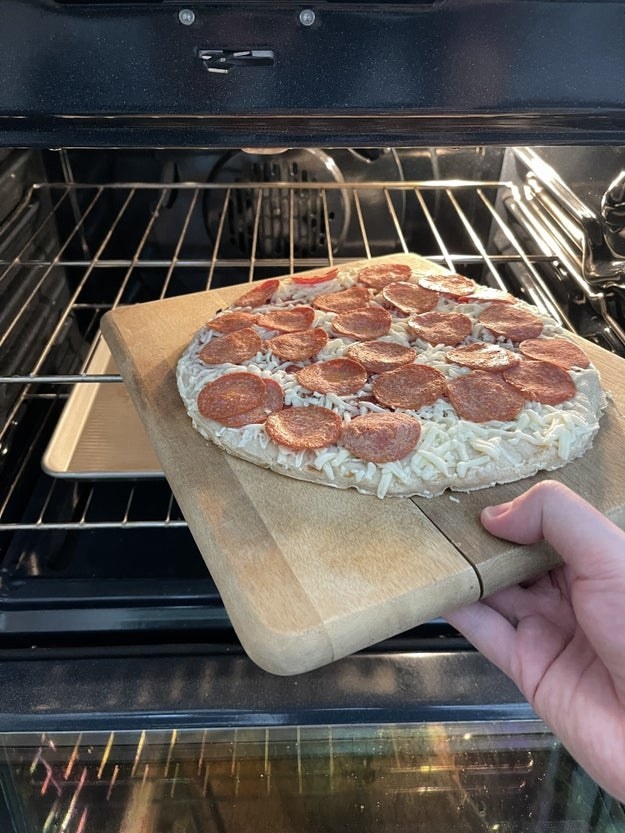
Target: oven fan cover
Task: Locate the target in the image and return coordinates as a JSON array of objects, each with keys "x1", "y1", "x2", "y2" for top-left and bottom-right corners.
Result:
[{"x1": 203, "y1": 148, "x2": 405, "y2": 259}]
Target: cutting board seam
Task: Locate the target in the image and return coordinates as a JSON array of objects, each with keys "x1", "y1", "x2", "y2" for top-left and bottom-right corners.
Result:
[{"x1": 409, "y1": 495, "x2": 486, "y2": 600}]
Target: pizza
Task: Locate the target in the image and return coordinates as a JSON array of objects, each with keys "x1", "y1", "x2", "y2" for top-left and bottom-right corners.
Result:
[{"x1": 176, "y1": 254, "x2": 605, "y2": 499}]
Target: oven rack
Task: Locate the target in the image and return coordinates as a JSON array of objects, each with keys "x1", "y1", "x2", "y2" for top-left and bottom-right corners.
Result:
[{"x1": 0, "y1": 176, "x2": 618, "y2": 534}]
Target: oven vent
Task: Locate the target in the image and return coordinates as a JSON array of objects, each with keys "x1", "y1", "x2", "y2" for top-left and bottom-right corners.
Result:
[{"x1": 205, "y1": 149, "x2": 350, "y2": 259}]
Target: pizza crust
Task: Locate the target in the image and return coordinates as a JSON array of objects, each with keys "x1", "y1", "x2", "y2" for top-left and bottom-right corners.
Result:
[{"x1": 176, "y1": 255, "x2": 606, "y2": 499}]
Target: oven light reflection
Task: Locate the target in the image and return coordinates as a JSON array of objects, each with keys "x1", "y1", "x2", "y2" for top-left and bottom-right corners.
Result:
[{"x1": 1, "y1": 721, "x2": 623, "y2": 833}]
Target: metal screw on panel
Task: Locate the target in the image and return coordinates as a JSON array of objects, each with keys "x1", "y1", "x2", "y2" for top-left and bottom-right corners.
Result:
[
  {"x1": 299, "y1": 9, "x2": 316, "y2": 26},
  {"x1": 179, "y1": 8, "x2": 195, "y2": 25}
]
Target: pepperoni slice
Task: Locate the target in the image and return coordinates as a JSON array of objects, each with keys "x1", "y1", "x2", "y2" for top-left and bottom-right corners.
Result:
[
  {"x1": 199, "y1": 327, "x2": 262, "y2": 365},
  {"x1": 197, "y1": 372, "x2": 267, "y2": 421},
  {"x1": 341, "y1": 413, "x2": 422, "y2": 463},
  {"x1": 381, "y1": 281, "x2": 439, "y2": 314},
  {"x1": 346, "y1": 341, "x2": 417, "y2": 374},
  {"x1": 417, "y1": 273, "x2": 477, "y2": 296},
  {"x1": 408, "y1": 311, "x2": 472, "y2": 346},
  {"x1": 502, "y1": 360, "x2": 576, "y2": 405},
  {"x1": 445, "y1": 342, "x2": 521, "y2": 372},
  {"x1": 206, "y1": 310, "x2": 258, "y2": 334},
  {"x1": 518, "y1": 337, "x2": 591, "y2": 370},
  {"x1": 296, "y1": 358, "x2": 367, "y2": 395},
  {"x1": 447, "y1": 371, "x2": 525, "y2": 423},
  {"x1": 478, "y1": 304, "x2": 543, "y2": 342},
  {"x1": 331, "y1": 306, "x2": 393, "y2": 340},
  {"x1": 372, "y1": 364, "x2": 447, "y2": 410},
  {"x1": 356, "y1": 262, "x2": 412, "y2": 290},
  {"x1": 265, "y1": 405, "x2": 342, "y2": 450},
  {"x1": 267, "y1": 327, "x2": 328, "y2": 361},
  {"x1": 312, "y1": 284, "x2": 371, "y2": 313},
  {"x1": 256, "y1": 305, "x2": 315, "y2": 333},
  {"x1": 232, "y1": 279, "x2": 280, "y2": 308},
  {"x1": 219, "y1": 378, "x2": 284, "y2": 428},
  {"x1": 291, "y1": 268, "x2": 339, "y2": 285}
]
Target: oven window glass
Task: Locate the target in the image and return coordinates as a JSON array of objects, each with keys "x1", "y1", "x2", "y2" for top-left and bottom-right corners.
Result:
[{"x1": 1, "y1": 720, "x2": 623, "y2": 832}]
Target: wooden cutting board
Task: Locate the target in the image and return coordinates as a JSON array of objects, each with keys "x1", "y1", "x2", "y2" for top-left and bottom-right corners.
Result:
[{"x1": 101, "y1": 276, "x2": 625, "y2": 676}]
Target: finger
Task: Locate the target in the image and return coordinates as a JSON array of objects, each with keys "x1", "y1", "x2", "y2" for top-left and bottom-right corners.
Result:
[
  {"x1": 482, "y1": 576, "x2": 577, "y2": 637},
  {"x1": 448, "y1": 597, "x2": 581, "y2": 704},
  {"x1": 446, "y1": 602, "x2": 518, "y2": 679},
  {"x1": 482, "y1": 481, "x2": 625, "y2": 691},
  {"x1": 479, "y1": 584, "x2": 529, "y2": 626},
  {"x1": 450, "y1": 578, "x2": 573, "y2": 644},
  {"x1": 480, "y1": 582, "x2": 545, "y2": 626},
  {"x1": 481, "y1": 480, "x2": 625, "y2": 581}
]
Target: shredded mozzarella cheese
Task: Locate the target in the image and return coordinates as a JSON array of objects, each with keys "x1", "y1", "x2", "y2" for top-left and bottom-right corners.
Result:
[{"x1": 177, "y1": 260, "x2": 605, "y2": 498}]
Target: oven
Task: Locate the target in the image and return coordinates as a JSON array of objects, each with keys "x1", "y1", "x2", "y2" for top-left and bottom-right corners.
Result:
[{"x1": 2, "y1": 1, "x2": 625, "y2": 830}]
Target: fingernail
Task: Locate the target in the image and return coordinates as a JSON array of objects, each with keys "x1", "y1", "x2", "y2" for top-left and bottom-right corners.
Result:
[{"x1": 482, "y1": 502, "x2": 510, "y2": 521}]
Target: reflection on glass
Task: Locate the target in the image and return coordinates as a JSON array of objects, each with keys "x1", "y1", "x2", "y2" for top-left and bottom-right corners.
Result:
[{"x1": 1, "y1": 721, "x2": 623, "y2": 832}]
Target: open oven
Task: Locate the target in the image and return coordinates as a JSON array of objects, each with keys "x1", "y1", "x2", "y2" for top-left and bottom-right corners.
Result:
[{"x1": 2, "y1": 1, "x2": 625, "y2": 830}]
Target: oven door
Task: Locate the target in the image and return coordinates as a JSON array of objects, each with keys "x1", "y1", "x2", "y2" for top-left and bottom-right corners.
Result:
[
  {"x1": 0, "y1": 648, "x2": 624, "y2": 833},
  {"x1": 2, "y1": 720, "x2": 624, "y2": 833}
]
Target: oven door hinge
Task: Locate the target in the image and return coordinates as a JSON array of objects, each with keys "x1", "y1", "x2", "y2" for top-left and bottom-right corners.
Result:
[{"x1": 198, "y1": 49, "x2": 275, "y2": 74}]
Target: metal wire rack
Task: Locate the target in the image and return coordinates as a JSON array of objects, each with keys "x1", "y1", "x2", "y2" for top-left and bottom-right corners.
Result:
[{"x1": 0, "y1": 174, "x2": 620, "y2": 535}]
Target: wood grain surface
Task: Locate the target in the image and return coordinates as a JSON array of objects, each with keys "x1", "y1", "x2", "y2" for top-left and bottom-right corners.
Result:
[
  {"x1": 101, "y1": 266, "x2": 625, "y2": 675},
  {"x1": 413, "y1": 338, "x2": 625, "y2": 595}
]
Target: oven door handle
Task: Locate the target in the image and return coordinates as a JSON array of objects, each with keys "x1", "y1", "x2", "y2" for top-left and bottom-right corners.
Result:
[{"x1": 198, "y1": 49, "x2": 275, "y2": 75}]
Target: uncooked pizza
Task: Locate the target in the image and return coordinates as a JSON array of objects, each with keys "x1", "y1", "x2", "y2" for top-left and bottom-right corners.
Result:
[{"x1": 176, "y1": 254, "x2": 605, "y2": 498}]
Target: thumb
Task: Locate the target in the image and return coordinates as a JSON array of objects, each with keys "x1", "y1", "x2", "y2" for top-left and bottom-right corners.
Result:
[
  {"x1": 481, "y1": 480, "x2": 625, "y2": 691},
  {"x1": 481, "y1": 480, "x2": 625, "y2": 582}
]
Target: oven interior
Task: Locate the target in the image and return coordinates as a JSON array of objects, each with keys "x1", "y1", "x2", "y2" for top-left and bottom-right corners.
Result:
[
  {"x1": 2, "y1": 144, "x2": 625, "y2": 649},
  {"x1": 1, "y1": 144, "x2": 625, "y2": 831}
]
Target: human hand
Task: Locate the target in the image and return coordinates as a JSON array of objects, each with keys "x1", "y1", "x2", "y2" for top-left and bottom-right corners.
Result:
[{"x1": 446, "y1": 479, "x2": 625, "y2": 801}]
